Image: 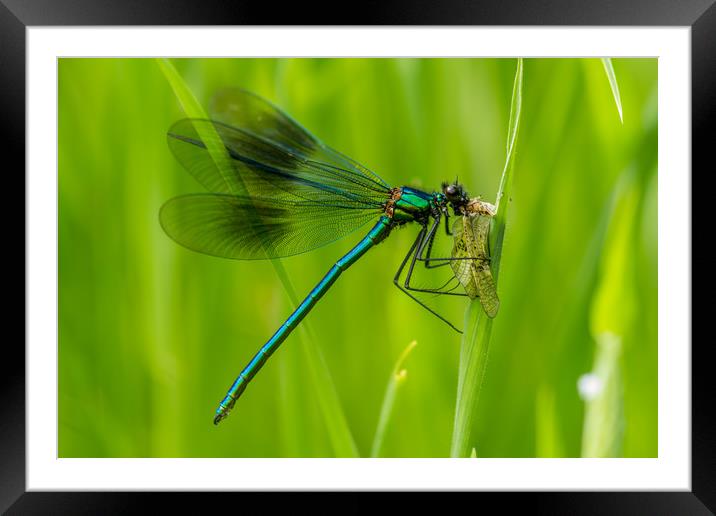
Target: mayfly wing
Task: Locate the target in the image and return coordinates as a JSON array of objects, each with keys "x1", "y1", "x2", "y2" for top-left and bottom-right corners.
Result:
[
  {"x1": 471, "y1": 214, "x2": 500, "y2": 318},
  {"x1": 450, "y1": 216, "x2": 479, "y2": 298},
  {"x1": 450, "y1": 212, "x2": 500, "y2": 318}
]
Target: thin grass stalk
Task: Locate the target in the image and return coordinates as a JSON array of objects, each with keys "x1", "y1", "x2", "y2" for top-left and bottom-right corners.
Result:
[
  {"x1": 450, "y1": 58, "x2": 523, "y2": 458},
  {"x1": 535, "y1": 385, "x2": 563, "y2": 458},
  {"x1": 157, "y1": 59, "x2": 359, "y2": 457},
  {"x1": 370, "y1": 340, "x2": 417, "y2": 457},
  {"x1": 580, "y1": 332, "x2": 624, "y2": 457},
  {"x1": 600, "y1": 58, "x2": 623, "y2": 124}
]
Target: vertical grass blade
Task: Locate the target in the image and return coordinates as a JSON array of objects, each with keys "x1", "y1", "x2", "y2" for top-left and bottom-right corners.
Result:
[
  {"x1": 601, "y1": 58, "x2": 623, "y2": 124},
  {"x1": 451, "y1": 302, "x2": 492, "y2": 458},
  {"x1": 580, "y1": 333, "x2": 624, "y2": 457},
  {"x1": 156, "y1": 59, "x2": 236, "y2": 188},
  {"x1": 370, "y1": 340, "x2": 417, "y2": 457},
  {"x1": 536, "y1": 384, "x2": 564, "y2": 457},
  {"x1": 297, "y1": 323, "x2": 360, "y2": 457},
  {"x1": 157, "y1": 58, "x2": 359, "y2": 457},
  {"x1": 450, "y1": 58, "x2": 523, "y2": 458},
  {"x1": 579, "y1": 168, "x2": 639, "y2": 458}
]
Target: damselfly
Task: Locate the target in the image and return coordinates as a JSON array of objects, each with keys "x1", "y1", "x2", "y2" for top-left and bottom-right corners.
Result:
[{"x1": 160, "y1": 89, "x2": 487, "y2": 424}]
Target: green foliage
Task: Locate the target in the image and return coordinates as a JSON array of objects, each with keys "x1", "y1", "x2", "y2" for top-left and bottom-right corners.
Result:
[{"x1": 58, "y1": 58, "x2": 657, "y2": 457}]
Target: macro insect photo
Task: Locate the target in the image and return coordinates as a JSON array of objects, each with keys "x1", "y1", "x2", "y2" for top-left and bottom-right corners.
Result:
[{"x1": 58, "y1": 57, "x2": 657, "y2": 458}]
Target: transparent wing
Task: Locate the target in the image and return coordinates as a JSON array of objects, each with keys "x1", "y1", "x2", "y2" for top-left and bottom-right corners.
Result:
[
  {"x1": 471, "y1": 215, "x2": 499, "y2": 317},
  {"x1": 209, "y1": 88, "x2": 390, "y2": 190},
  {"x1": 167, "y1": 119, "x2": 390, "y2": 209},
  {"x1": 159, "y1": 193, "x2": 380, "y2": 260},
  {"x1": 450, "y1": 217, "x2": 479, "y2": 298},
  {"x1": 450, "y1": 215, "x2": 500, "y2": 317},
  {"x1": 163, "y1": 90, "x2": 393, "y2": 260},
  {"x1": 475, "y1": 261, "x2": 499, "y2": 318}
]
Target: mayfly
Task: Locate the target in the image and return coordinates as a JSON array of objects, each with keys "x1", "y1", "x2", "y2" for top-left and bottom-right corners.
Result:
[
  {"x1": 449, "y1": 195, "x2": 500, "y2": 318},
  {"x1": 160, "y1": 89, "x2": 487, "y2": 424}
]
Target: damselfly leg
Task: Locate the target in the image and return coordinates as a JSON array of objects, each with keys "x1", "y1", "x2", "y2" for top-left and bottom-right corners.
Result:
[{"x1": 393, "y1": 225, "x2": 463, "y2": 333}]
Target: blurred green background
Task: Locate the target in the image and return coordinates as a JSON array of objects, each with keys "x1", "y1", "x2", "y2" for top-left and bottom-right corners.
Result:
[{"x1": 58, "y1": 58, "x2": 657, "y2": 458}]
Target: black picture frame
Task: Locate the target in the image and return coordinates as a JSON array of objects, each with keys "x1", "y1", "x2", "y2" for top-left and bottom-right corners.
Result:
[{"x1": 5, "y1": 0, "x2": 712, "y2": 512}]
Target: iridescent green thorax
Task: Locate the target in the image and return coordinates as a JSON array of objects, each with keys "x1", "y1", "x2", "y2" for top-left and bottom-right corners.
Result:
[{"x1": 389, "y1": 186, "x2": 436, "y2": 222}]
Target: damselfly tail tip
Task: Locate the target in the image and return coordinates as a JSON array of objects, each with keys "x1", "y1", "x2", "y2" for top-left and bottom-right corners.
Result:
[{"x1": 214, "y1": 395, "x2": 238, "y2": 425}]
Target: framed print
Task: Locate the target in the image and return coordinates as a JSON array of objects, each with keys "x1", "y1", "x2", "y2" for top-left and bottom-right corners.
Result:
[{"x1": 6, "y1": 0, "x2": 713, "y2": 512}]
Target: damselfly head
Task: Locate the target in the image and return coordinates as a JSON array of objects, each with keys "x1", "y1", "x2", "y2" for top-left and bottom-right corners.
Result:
[{"x1": 441, "y1": 181, "x2": 470, "y2": 213}]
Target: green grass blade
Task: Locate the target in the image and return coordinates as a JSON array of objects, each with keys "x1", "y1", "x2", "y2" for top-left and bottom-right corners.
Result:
[
  {"x1": 580, "y1": 333, "x2": 624, "y2": 457},
  {"x1": 536, "y1": 384, "x2": 564, "y2": 457},
  {"x1": 494, "y1": 57, "x2": 524, "y2": 230},
  {"x1": 450, "y1": 58, "x2": 523, "y2": 458},
  {"x1": 157, "y1": 58, "x2": 359, "y2": 457},
  {"x1": 451, "y1": 302, "x2": 492, "y2": 458},
  {"x1": 297, "y1": 323, "x2": 360, "y2": 457},
  {"x1": 601, "y1": 58, "x2": 623, "y2": 124},
  {"x1": 156, "y1": 59, "x2": 236, "y2": 189},
  {"x1": 370, "y1": 340, "x2": 417, "y2": 457},
  {"x1": 579, "y1": 169, "x2": 639, "y2": 458}
]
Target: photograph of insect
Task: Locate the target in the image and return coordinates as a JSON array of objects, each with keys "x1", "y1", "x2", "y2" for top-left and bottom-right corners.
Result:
[{"x1": 58, "y1": 57, "x2": 657, "y2": 459}]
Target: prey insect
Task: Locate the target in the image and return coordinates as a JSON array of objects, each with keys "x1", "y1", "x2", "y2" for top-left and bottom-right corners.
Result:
[{"x1": 450, "y1": 199, "x2": 500, "y2": 318}]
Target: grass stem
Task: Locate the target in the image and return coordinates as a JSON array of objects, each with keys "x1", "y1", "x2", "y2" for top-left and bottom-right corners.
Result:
[
  {"x1": 450, "y1": 58, "x2": 523, "y2": 458},
  {"x1": 601, "y1": 58, "x2": 623, "y2": 124},
  {"x1": 370, "y1": 340, "x2": 417, "y2": 457}
]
